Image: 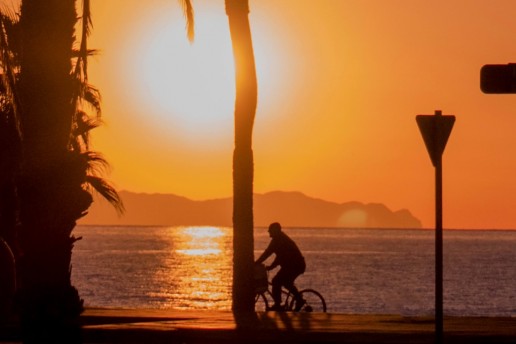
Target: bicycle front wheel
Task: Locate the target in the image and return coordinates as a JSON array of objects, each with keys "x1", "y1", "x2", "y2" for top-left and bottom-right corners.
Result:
[
  {"x1": 254, "y1": 292, "x2": 269, "y2": 312},
  {"x1": 298, "y1": 289, "x2": 327, "y2": 312}
]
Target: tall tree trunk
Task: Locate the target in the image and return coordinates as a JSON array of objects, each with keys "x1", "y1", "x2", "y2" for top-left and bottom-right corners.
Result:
[
  {"x1": 0, "y1": 97, "x2": 19, "y2": 253},
  {"x1": 226, "y1": 0, "x2": 258, "y2": 313},
  {"x1": 17, "y1": 1, "x2": 88, "y2": 342},
  {"x1": 0, "y1": 91, "x2": 19, "y2": 325}
]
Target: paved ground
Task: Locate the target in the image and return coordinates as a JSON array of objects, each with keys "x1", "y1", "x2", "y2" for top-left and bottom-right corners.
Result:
[
  {"x1": 2, "y1": 308, "x2": 516, "y2": 343},
  {"x1": 81, "y1": 309, "x2": 515, "y2": 344}
]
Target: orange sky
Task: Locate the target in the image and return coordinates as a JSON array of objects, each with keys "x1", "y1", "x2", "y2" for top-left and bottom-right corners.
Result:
[{"x1": 85, "y1": 0, "x2": 516, "y2": 229}]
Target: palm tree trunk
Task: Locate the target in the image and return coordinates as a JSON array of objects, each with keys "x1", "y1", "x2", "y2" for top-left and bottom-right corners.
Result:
[
  {"x1": 0, "y1": 100, "x2": 19, "y2": 253},
  {"x1": 226, "y1": 0, "x2": 258, "y2": 313},
  {"x1": 0, "y1": 95, "x2": 19, "y2": 324},
  {"x1": 17, "y1": 1, "x2": 86, "y2": 342}
]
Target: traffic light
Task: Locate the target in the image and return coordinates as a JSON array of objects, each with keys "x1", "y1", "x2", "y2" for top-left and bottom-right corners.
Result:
[{"x1": 480, "y1": 63, "x2": 516, "y2": 94}]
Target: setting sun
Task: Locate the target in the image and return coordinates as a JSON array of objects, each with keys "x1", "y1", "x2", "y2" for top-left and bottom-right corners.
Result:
[{"x1": 127, "y1": 7, "x2": 235, "y2": 141}]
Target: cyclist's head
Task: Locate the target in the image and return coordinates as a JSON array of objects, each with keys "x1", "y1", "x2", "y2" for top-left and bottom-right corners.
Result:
[{"x1": 268, "y1": 222, "x2": 282, "y2": 237}]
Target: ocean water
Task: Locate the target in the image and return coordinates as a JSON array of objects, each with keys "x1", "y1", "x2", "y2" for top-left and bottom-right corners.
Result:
[{"x1": 71, "y1": 226, "x2": 516, "y2": 316}]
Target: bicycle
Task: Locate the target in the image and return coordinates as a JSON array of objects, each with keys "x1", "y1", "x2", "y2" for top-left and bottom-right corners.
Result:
[{"x1": 254, "y1": 264, "x2": 327, "y2": 312}]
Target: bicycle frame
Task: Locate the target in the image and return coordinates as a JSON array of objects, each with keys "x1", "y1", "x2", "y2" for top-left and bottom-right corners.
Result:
[{"x1": 254, "y1": 266, "x2": 326, "y2": 312}]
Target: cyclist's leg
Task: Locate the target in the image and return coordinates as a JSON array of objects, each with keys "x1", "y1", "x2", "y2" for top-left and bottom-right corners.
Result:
[
  {"x1": 271, "y1": 272, "x2": 283, "y2": 307},
  {"x1": 285, "y1": 275, "x2": 302, "y2": 302},
  {"x1": 299, "y1": 289, "x2": 326, "y2": 312},
  {"x1": 283, "y1": 277, "x2": 299, "y2": 297},
  {"x1": 278, "y1": 268, "x2": 303, "y2": 303},
  {"x1": 285, "y1": 262, "x2": 306, "y2": 300},
  {"x1": 284, "y1": 262, "x2": 307, "y2": 311}
]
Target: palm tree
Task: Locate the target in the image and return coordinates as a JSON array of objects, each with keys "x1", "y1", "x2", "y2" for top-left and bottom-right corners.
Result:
[
  {"x1": 225, "y1": 0, "x2": 258, "y2": 313},
  {"x1": 0, "y1": 1, "x2": 122, "y2": 341},
  {"x1": 179, "y1": 0, "x2": 258, "y2": 312}
]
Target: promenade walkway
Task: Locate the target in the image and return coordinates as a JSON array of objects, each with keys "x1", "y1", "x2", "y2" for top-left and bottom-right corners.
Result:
[
  {"x1": 1, "y1": 308, "x2": 515, "y2": 343},
  {"x1": 80, "y1": 308, "x2": 514, "y2": 344}
]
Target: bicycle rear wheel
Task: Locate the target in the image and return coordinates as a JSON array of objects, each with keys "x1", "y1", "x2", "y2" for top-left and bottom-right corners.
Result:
[
  {"x1": 298, "y1": 289, "x2": 327, "y2": 312},
  {"x1": 254, "y1": 292, "x2": 269, "y2": 312}
]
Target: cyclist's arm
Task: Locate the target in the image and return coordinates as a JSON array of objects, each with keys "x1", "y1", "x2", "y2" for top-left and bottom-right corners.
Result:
[
  {"x1": 255, "y1": 242, "x2": 274, "y2": 264},
  {"x1": 268, "y1": 257, "x2": 279, "y2": 270}
]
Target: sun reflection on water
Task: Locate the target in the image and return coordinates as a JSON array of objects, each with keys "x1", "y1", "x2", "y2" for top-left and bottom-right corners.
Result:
[
  {"x1": 176, "y1": 226, "x2": 225, "y2": 256},
  {"x1": 151, "y1": 226, "x2": 232, "y2": 310}
]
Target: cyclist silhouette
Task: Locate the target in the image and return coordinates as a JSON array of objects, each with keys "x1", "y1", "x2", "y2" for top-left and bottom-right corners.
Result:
[{"x1": 255, "y1": 222, "x2": 306, "y2": 311}]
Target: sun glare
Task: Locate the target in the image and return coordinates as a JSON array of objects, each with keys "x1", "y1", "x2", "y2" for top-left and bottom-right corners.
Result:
[
  {"x1": 133, "y1": 9, "x2": 235, "y2": 141},
  {"x1": 183, "y1": 226, "x2": 225, "y2": 239},
  {"x1": 176, "y1": 226, "x2": 227, "y2": 256},
  {"x1": 115, "y1": 1, "x2": 285, "y2": 151}
]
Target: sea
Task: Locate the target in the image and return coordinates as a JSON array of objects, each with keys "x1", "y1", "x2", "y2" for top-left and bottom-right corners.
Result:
[{"x1": 71, "y1": 226, "x2": 516, "y2": 316}]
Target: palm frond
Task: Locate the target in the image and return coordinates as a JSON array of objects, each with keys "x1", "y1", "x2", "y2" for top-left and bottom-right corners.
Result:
[
  {"x1": 72, "y1": 111, "x2": 101, "y2": 149},
  {"x1": 74, "y1": 111, "x2": 101, "y2": 135},
  {"x1": 82, "y1": 0, "x2": 93, "y2": 38},
  {"x1": 83, "y1": 83, "x2": 101, "y2": 117},
  {"x1": 70, "y1": 0, "x2": 101, "y2": 150},
  {"x1": 71, "y1": 0, "x2": 95, "y2": 108},
  {"x1": 81, "y1": 151, "x2": 110, "y2": 176},
  {"x1": 72, "y1": 48, "x2": 98, "y2": 58},
  {"x1": 76, "y1": 0, "x2": 92, "y2": 80},
  {"x1": 85, "y1": 175, "x2": 125, "y2": 215},
  {"x1": 67, "y1": 3, "x2": 123, "y2": 217},
  {"x1": 179, "y1": 0, "x2": 195, "y2": 43},
  {"x1": 70, "y1": 74, "x2": 101, "y2": 137},
  {"x1": 78, "y1": 150, "x2": 124, "y2": 214}
]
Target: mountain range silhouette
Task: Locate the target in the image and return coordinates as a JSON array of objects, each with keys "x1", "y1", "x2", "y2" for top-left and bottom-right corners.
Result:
[{"x1": 79, "y1": 190, "x2": 422, "y2": 229}]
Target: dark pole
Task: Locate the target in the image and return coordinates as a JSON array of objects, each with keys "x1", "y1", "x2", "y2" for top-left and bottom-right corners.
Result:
[
  {"x1": 434, "y1": 110, "x2": 444, "y2": 344},
  {"x1": 417, "y1": 110, "x2": 454, "y2": 344}
]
